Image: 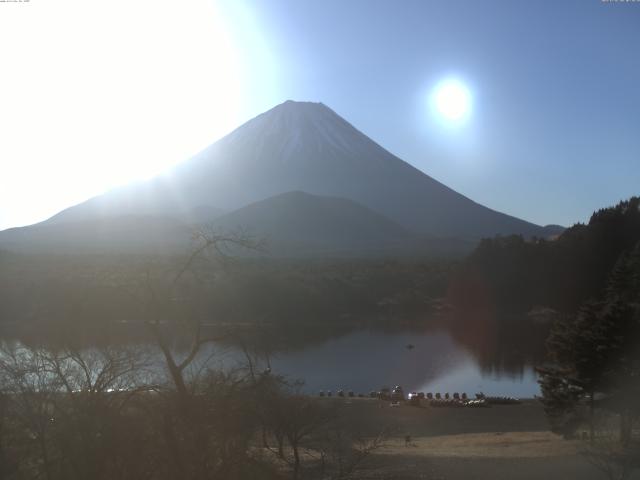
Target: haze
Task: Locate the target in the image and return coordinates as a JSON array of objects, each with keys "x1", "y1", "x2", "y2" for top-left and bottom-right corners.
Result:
[
  {"x1": 1, "y1": 0, "x2": 639, "y2": 231},
  {"x1": 2, "y1": 3, "x2": 640, "y2": 479}
]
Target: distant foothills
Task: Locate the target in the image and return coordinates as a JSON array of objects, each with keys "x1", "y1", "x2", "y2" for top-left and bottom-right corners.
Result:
[
  {"x1": 0, "y1": 100, "x2": 563, "y2": 257},
  {"x1": 0, "y1": 176, "x2": 636, "y2": 335}
]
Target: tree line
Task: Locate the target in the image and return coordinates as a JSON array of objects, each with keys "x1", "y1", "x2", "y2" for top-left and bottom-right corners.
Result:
[
  {"x1": 0, "y1": 251, "x2": 452, "y2": 330},
  {"x1": 449, "y1": 197, "x2": 640, "y2": 313}
]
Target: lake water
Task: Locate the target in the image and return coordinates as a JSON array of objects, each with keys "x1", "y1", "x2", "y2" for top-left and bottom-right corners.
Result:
[
  {"x1": 2, "y1": 322, "x2": 542, "y2": 398},
  {"x1": 199, "y1": 327, "x2": 541, "y2": 398}
]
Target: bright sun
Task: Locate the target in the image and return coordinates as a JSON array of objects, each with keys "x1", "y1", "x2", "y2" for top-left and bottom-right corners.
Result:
[{"x1": 431, "y1": 79, "x2": 472, "y2": 124}]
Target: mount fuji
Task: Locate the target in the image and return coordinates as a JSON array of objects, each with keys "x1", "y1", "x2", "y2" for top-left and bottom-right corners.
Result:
[{"x1": 0, "y1": 100, "x2": 562, "y2": 255}]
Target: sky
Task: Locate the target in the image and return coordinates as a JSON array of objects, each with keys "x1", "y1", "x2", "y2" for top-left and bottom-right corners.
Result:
[{"x1": 1, "y1": 0, "x2": 639, "y2": 230}]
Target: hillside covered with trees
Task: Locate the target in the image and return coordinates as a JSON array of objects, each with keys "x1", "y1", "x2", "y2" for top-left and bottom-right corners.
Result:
[
  {"x1": 454, "y1": 196, "x2": 640, "y2": 461},
  {"x1": 450, "y1": 197, "x2": 640, "y2": 314}
]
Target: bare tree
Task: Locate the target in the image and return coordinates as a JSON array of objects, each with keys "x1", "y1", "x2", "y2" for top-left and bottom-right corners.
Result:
[
  {"x1": 261, "y1": 387, "x2": 337, "y2": 480},
  {"x1": 143, "y1": 227, "x2": 262, "y2": 396},
  {"x1": 0, "y1": 342, "x2": 60, "y2": 480},
  {"x1": 315, "y1": 426, "x2": 389, "y2": 480},
  {"x1": 138, "y1": 227, "x2": 263, "y2": 479},
  {"x1": 0, "y1": 341, "x2": 154, "y2": 480},
  {"x1": 581, "y1": 425, "x2": 640, "y2": 480}
]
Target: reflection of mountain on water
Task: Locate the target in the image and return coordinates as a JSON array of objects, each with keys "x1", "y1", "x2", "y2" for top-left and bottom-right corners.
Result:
[
  {"x1": 272, "y1": 330, "x2": 469, "y2": 394},
  {"x1": 1, "y1": 314, "x2": 545, "y2": 397},
  {"x1": 439, "y1": 307, "x2": 547, "y2": 376},
  {"x1": 417, "y1": 360, "x2": 539, "y2": 398},
  {"x1": 226, "y1": 314, "x2": 547, "y2": 381},
  {"x1": 200, "y1": 322, "x2": 542, "y2": 396}
]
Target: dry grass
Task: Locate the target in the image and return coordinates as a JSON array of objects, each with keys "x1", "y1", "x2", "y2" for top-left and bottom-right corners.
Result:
[{"x1": 377, "y1": 431, "x2": 580, "y2": 459}]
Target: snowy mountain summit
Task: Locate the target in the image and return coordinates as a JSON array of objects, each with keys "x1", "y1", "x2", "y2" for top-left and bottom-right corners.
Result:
[{"x1": 218, "y1": 100, "x2": 378, "y2": 165}]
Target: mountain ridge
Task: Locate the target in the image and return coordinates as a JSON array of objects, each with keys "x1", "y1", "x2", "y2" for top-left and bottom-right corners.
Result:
[
  {"x1": 1, "y1": 100, "x2": 562, "y2": 255},
  {"x1": 211, "y1": 190, "x2": 415, "y2": 256}
]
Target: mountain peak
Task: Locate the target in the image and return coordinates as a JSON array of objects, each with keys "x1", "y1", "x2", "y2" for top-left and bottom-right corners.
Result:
[
  {"x1": 218, "y1": 99, "x2": 368, "y2": 163},
  {"x1": 280, "y1": 99, "x2": 325, "y2": 107},
  {"x1": 260, "y1": 100, "x2": 332, "y2": 118},
  {"x1": 265, "y1": 99, "x2": 334, "y2": 118},
  {"x1": 263, "y1": 99, "x2": 338, "y2": 125}
]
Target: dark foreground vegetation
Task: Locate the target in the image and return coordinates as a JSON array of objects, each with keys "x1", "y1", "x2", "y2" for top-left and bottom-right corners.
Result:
[
  {"x1": 0, "y1": 230, "x2": 393, "y2": 480},
  {"x1": 1, "y1": 197, "x2": 639, "y2": 479},
  {"x1": 538, "y1": 240, "x2": 640, "y2": 453},
  {"x1": 0, "y1": 250, "x2": 452, "y2": 331},
  {"x1": 0, "y1": 339, "x2": 394, "y2": 480},
  {"x1": 452, "y1": 197, "x2": 640, "y2": 478},
  {"x1": 1, "y1": 340, "x2": 632, "y2": 480}
]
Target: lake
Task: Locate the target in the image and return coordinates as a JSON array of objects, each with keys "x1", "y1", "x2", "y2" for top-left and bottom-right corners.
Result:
[
  {"x1": 1, "y1": 321, "x2": 543, "y2": 398},
  {"x1": 197, "y1": 326, "x2": 541, "y2": 397}
]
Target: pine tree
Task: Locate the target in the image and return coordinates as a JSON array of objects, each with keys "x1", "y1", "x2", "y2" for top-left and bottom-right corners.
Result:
[{"x1": 539, "y1": 241, "x2": 640, "y2": 443}]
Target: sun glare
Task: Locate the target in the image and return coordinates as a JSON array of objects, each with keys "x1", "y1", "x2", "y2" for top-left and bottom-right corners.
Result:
[
  {"x1": 431, "y1": 79, "x2": 472, "y2": 125},
  {"x1": 0, "y1": 0, "x2": 248, "y2": 229}
]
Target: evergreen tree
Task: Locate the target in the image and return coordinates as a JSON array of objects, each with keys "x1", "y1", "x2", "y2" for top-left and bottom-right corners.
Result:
[
  {"x1": 456, "y1": 197, "x2": 640, "y2": 313},
  {"x1": 539, "y1": 241, "x2": 640, "y2": 443}
]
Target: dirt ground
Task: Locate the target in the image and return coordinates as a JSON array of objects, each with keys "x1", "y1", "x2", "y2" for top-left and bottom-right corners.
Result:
[{"x1": 320, "y1": 398, "x2": 638, "y2": 480}]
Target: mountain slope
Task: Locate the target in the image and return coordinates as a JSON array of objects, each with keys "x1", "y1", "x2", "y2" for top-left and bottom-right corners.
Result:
[
  {"x1": 9, "y1": 100, "x2": 557, "y2": 243},
  {"x1": 211, "y1": 191, "x2": 415, "y2": 256},
  {"x1": 0, "y1": 215, "x2": 190, "y2": 254},
  {"x1": 0, "y1": 192, "x2": 424, "y2": 257}
]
